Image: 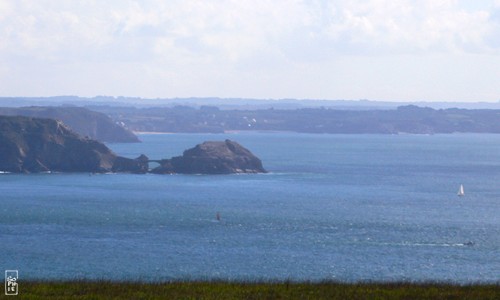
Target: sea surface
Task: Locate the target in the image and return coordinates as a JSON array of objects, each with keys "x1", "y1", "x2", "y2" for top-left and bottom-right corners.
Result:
[{"x1": 1, "y1": 133, "x2": 499, "y2": 282}]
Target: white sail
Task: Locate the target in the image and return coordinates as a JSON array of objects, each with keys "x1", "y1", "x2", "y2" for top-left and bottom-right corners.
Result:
[{"x1": 457, "y1": 184, "x2": 464, "y2": 196}]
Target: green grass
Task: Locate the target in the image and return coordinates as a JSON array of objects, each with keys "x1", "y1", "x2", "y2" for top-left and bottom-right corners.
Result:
[{"x1": 3, "y1": 281, "x2": 499, "y2": 300}]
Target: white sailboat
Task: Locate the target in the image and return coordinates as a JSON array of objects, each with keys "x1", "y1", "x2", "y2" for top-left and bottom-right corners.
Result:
[{"x1": 457, "y1": 184, "x2": 465, "y2": 197}]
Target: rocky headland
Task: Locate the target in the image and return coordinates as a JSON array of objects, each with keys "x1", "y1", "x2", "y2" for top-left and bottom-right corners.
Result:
[
  {"x1": 0, "y1": 115, "x2": 147, "y2": 173},
  {"x1": 0, "y1": 116, "x2": 266, "y2": 174},
  {"x1": 151, "y1": 139, "x2": 267, "y2": 174}
]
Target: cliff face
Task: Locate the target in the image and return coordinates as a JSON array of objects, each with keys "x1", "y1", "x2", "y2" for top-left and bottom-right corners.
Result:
[
  {"x1": 0, "y1": 116, "x2": 147, "y2": 173},
  {"x1": 151, "y1": 140, "x2": 267, "y2": 174},
  {"x1": 0, "y1": 106, "x2": 140, "y2": 143},
  {"x1": 0, "y1": 116, "x2": 266, "y2": 175}
]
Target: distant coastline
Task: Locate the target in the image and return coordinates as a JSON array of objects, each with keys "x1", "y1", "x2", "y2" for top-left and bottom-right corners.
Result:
[
  {"x1": 134, "y1": 130, "x2": 496, "y2": 136},
  {"x1": 133, "y1": 131, "x2": 174, "y2": 135},
  {"x1": 98, "y1": 105, "x2": 500, "y2": 135},
  {"x1": 2, "y1": 102, "x2": 500, "y2": 135}
]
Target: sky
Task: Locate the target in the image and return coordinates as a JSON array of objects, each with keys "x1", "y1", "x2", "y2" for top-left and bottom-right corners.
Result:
[{"x1": 0, "y1": 0, "x2": 499, "y2": 102}]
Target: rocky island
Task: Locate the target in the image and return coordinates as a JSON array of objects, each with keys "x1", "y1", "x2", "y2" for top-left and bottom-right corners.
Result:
[
  {"x1": 0, "y1": 115, "x2": 266, "y2": 174},
  {"x1": 151, "y1": 140, "x2": 267, "y2": 174},
  {"x1": 0, "y1": 115, "x2": 147, "y2": 173}
]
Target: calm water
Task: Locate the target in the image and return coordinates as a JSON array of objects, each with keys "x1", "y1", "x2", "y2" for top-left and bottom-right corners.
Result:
[{"x1": 1, "y1": 133, "x2": 499, "y2": 282}]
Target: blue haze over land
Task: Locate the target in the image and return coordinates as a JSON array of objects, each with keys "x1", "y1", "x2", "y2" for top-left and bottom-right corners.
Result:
[
  {"x1": 0, "y1": 96, "x2": 499, "y2": 110},
  {"x1": 0, "y1": 133, "x2": 499, "y2": 282}
]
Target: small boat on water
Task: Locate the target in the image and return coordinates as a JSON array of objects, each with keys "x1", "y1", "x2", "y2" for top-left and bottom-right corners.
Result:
[{"x1": 457, "y1": 184, "x2": 465, "y2": 197}]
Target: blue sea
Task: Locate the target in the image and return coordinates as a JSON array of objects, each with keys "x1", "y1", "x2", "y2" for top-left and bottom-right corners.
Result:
[{"x1": 1, "y1": 133, "x2": 499, "y2": 282}]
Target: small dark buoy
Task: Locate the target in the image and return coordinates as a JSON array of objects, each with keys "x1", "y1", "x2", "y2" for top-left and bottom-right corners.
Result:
[{"x1": 216, "y1": 212, "x2": 221, "y2": 221}]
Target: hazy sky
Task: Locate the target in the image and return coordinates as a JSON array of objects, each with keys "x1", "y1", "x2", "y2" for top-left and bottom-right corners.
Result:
[{"x1": 0, "y1": 0, "x2": 499, "y2": 102}]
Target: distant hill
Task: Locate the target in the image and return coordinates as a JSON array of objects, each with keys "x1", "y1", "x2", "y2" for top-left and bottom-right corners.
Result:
[
  {"x1": 91, "y1": 105, "x2": 500, "y2": 134},
  {"x1": 0, "y1": 106, "x2": 140, "y2": 143},
  {"x1": 1, "y1": 96, "x2": 499, "y2": 110},
  {"x1": 0, "y1": 101, "x2": 499, "y2": 135}
]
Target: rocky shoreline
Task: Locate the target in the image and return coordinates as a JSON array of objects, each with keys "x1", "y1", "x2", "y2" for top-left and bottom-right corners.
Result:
[{"x1": 0, "y1": 115, "x2": 266, "y2": 174}]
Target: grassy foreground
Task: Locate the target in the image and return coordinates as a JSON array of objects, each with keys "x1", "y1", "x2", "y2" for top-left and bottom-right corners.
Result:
[{"x1": 3, "y1": 281, "x2": 499, "y2": 300}]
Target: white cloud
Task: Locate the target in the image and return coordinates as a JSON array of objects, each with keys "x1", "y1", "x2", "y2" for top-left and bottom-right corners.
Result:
[
  {"x1": 0, "y1": 0, "x2": 498, "y2": 100},
  {"x1": 1, "y1": 0, "x2": 497, "y2": 61},
  {"x1": 318, "y1": 0, "x2": 496, "y2": 55}
]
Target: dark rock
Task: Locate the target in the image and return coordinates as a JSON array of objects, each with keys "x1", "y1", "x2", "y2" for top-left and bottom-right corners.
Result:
[
  {"x1": 151, "y1": 139, "x2": 266, "y2": 174},
  {"x1": 0, "y1": 115, "x2": 146, "y2": 173},
  {"x1": 151, "y1": 159, "x2": 175, "y2": 174},
  {"x1": 112, "y1": 155, "x2": 149, "y2": 174}
]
